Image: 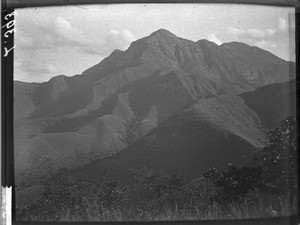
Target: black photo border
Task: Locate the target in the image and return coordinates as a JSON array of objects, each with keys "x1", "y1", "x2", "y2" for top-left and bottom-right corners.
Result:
[{"x1": 1, "y1": 0, "x2": 299, "y2": 224}]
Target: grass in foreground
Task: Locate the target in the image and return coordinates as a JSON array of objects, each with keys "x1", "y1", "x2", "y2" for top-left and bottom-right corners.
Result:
[{"x1": 17, "y1": 193, "x2": 296, "y2": 222}]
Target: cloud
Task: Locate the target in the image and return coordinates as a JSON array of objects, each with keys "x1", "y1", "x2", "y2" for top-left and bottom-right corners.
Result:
[
  {"x1": 79, "y1": 29, "x2": 136, "y2": 56},
  {"x1": 105, "y1": 29, "x2": 136, "y2": 51},
  {"x1": 16, "y1": 16, "x2": 90, "y2": 50},
  {"x1": 16, "y1": 17, "x2": 136, "y2": 58},
  {"x1": 254, "y1": 40, "x2": 277, "y2": 49},
  {"x1": 225, "y1": 15, "x2": 297, "y2": 61},
  {"x1": 278, "y1": 17, "x2": 288, "y2": 31},
  {"x1": 226, "y1": 16, "x2": 293, "y2": 51},
  {"x1": 17, "y1": 60, "x2": 59, "y2": 76},
  {"x1": 266, "y1": 28, "x2": 276, "y2": 36},
  {"x1": 227, "y1": 17, "x2": 292, "y2": 45},
  {"x1": 227, "y1": 26, "x2": 245, "y2": 36},
  {"x1": 227, "y1": 26, "x2": 276, "y2": 40},
  {"x1": 15, "y1": 14, "x2": 137, "y2": 82},
  {"x1": 247, "y1": 29, "x2": 266, "y2": 39},
  {"x1": 54, "y1": 16, "x2": 88, "y2": 46},
  {"x1": 207, "y1": 33, "x2": 222, "y2": 45}
]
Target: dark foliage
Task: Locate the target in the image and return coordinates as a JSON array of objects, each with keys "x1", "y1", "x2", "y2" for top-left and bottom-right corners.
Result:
[
  {"x1": 260, "y1": 116, "x2": 297, "y2": 195},
  {"x1": 203, "y1": 164, "x2": 262, "y2": 203},
  {"x1": 173, "y1": 178, "x2": 217, "y2": 212},
  {"x1": 130, "y1": 166, "x2": 185, "y2": 214},
  {"x1": 203, "y1": 116, "x2": 297, "y2": 204}
]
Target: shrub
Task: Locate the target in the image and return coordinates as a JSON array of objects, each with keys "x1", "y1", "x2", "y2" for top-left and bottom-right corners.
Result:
[
  {"x1": 130, "y1": 166, "x2": 185, "y2": 214},
  {"x1": 203, "y1": 116, "x2": 297, "y2": 207},
  {"x1": 16, "y1": 173, "x2": 129, "y2": 221},
  {"x1": 260, "y1": 116, "x2": 297, "y2": 195},
  {"x1": 173, "y1": 178, "x2": 217, "y2": 213},
  {"x1": 203, "y1": 164, "x2": 262, "y2": 204}
]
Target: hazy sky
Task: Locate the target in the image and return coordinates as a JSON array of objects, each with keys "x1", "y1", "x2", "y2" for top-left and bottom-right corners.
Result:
[{"x1": 14, "y1": 4, "x2": 295, "y2": 82}]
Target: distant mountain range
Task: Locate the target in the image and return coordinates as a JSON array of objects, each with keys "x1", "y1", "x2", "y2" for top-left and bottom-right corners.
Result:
[{"x1": 14, "y1": 29, "x2": 296, "y2": 197}]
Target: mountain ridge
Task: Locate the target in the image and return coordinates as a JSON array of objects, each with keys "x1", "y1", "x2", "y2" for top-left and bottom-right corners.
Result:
[{"x1": 15, "y1": 29, "x2": 293, "y2": 85}]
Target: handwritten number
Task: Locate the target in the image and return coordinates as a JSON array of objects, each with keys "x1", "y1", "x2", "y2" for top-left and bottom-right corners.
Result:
[
  {"x1": 2, "y1": 20, "x2": 14, "y2": 29},
  {"x1": 4, "y1": 11, "x2": 15, "y2": 20},
  {"x1": 4, "y1": 45, "x2": 15, "y2": 57},
  {"x1": 4, "y1": 29, "x2": 15, "y2": 38},
  {"x1": 3, "y1": 11, "x2": 15, "y2": 57}
]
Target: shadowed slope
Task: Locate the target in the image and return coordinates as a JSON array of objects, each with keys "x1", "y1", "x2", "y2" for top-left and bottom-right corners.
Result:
[
  {"x1": 72, "y1": 94, "x2": 265, "y2": 187},
  {"x1": 240, "y1": 80, "x2": 296, "y2": 129}
]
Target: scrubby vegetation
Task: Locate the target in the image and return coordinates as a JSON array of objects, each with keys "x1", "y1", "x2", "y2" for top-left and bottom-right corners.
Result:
[{"x1": 16, "y1": 116, "x2": 297, "y2": 221}]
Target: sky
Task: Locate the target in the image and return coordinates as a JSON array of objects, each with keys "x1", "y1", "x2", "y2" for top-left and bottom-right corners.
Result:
[{"x1": 14, "y1": 4, "x2": 295, "y2": 82}]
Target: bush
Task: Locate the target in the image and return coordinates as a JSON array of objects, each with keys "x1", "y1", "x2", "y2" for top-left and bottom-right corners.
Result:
[
  {"x1": 173, "y1": 178, "x2": 217, "y2": 213},
  {"x1": 260, "y1": 116, "x2": 297, "y2": 195},
  {"x1": 130, "y1": 166, "x2": 185, "y2": 214},
  {"x1": 203, "y1": 164, "x2": 262, "y2": 204},
  {"x1": 203, "y1": 116, "x2": 297, "y2": 207}
]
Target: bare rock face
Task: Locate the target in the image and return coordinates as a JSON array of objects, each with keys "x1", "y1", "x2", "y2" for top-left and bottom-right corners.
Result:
[{"x1": 14, "y1": 29, "x2": 295, "y2": 191}]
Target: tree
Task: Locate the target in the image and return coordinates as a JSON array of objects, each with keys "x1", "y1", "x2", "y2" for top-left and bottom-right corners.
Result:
[
  {"x1": 260, "y1": 116, "x2": 297, "y2": 195},
  {"x1": 130, "y1": 166, "x2": 185, "y2": 214},
  {"x1": 203, "y1": 164, "x2": 262, "y2": 203},
  {"x1": 203, "y1": 116, "x2": 297, "y2": 204}
]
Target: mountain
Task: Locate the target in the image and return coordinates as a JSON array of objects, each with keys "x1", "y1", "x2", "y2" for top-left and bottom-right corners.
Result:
[
  {"x1": 14, "y1": 29, "x2": 295, "y2": 191},
  {"x1": 240, "y1": 80, "x2": 296, "y2": 129},
  {"x1": 72, "y1": 94, "x2": 264, "y2": 186},
  {"x1": 70, "y1": 80, "x2": 296, "y2": 187}
]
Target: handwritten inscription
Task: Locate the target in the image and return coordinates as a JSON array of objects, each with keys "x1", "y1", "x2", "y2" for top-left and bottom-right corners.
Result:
[{"x1": 2, "y1": 11, "x2": 15, "y2": 57}]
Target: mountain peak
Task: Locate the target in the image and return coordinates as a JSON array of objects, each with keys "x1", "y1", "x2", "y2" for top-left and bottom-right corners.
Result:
[
  {"x1": 197, "y1": 39, "x2": 219, "y2": 48},
  {"x1": 48, "y1": 74, "x2": 67, "y2": 82},
  {"x1": 149, "y1": 29, "x2": 177, "y2": 39}
]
